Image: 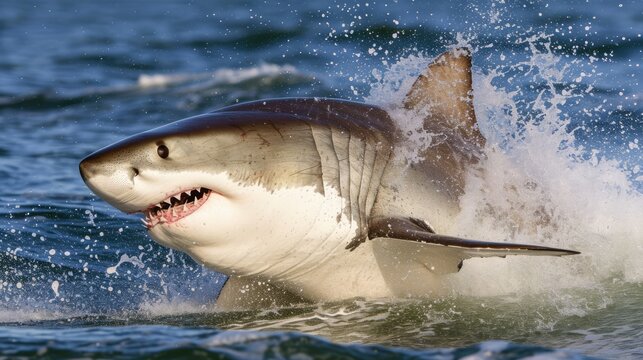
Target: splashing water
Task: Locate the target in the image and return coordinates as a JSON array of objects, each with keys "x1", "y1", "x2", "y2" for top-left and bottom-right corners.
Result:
[
  {"x1": 106, "y1": 254, "x2": 145, "y2": 275},
  {"x1": 366, "y1": 32, "x2": 642, "y2": 316}
]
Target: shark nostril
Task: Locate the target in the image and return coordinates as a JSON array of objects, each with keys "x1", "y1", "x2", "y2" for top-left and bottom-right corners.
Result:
[{"x1": 132, "y1": 167, "x2": 140, "y2": 177}]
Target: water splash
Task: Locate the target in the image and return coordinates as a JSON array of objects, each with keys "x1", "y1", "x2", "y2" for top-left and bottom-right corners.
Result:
[
  {"x1": 365, "y1": 30, "x2": 642, "y2": 314},
  {"x1": 452, "y1": 36, "x2": 642, "y2": 299},
  {"x1": 106, "y1": 254, "x2": 145, "y2": 275}
]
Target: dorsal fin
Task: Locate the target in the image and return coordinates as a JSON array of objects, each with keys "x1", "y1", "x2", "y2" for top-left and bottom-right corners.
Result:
[
  {"x1": 404, "y1": 47, "x2": 484, "y2": 149},
  {"x1": 402, "y1": 48, "x2": 486, "y2": 197}
]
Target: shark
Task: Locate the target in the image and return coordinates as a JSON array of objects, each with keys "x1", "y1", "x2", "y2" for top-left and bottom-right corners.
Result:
[{"x1": 79, "y1": 48, "x2": 579, "y2": 308}]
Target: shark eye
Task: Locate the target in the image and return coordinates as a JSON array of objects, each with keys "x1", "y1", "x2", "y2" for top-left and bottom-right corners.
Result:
[{"x1": 157, "y1": 144, "x2": 169, "y2": 159}]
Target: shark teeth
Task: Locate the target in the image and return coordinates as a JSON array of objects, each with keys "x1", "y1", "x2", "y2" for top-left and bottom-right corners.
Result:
[{"x1": 143, "y1": 187, "x2": 211, "y2": 229}]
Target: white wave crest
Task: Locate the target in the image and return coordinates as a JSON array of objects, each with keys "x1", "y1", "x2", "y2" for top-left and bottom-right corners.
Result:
[{"x1": 137, "y1": 63, "x2": 300, "y2": 89}]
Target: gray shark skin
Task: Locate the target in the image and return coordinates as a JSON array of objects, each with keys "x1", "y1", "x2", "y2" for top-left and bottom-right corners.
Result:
[{"x1": 80, "y1": 48, "x2": 579, "y2": 308}]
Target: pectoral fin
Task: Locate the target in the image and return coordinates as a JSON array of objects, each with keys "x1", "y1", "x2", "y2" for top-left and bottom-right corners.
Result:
[{"x1": 368, "y1": 217, "x2": 579, "y2": 274}]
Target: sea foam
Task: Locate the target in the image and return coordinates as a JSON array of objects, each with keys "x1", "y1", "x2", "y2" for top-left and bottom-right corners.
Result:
[{"x1": 366, "y1": 35, "x2": 643, "y2": 305}]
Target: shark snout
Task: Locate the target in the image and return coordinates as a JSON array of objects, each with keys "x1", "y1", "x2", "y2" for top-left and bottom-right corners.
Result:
[
  {"x1": 79, "y1": 154, "x2": 139, "y2": 183},
  {"x1": 79, "y1": 157, "x2": 97, "y2": 182},
  {"x1": 79, "y1": 152, "x2": 144, "y2": 212}
]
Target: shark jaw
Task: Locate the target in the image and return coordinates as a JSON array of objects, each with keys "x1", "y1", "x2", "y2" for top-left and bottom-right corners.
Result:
[{"x1": 142, "y1": 187, "x2": 212, "y2": 229}]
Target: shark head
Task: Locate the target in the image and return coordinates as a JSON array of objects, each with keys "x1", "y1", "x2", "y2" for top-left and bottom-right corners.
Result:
[{"x1": 79, "y1": 109, "x2": 350, "y2": 277}]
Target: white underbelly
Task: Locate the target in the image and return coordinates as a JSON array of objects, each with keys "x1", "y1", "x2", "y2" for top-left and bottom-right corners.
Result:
[{"x1": 268, "y1": 239, "x2": 450, "y2": 302}]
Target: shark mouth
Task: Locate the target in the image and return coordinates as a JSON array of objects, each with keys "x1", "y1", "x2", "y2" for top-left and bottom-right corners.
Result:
[{"x1": 143, "y1": 187, "x2": 211, "y2": 228}]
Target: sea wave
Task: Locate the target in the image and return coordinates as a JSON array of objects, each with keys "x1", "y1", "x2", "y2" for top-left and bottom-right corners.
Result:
[
  {"x1": 136, "y1": 63, "x2": 302, "y2": 88},
  {"x1": 0, "y1": 63, "x2": 316, "y2": 111},
  {"x1": 0, "y1": 326, "x2": 591, "y2": 360}
]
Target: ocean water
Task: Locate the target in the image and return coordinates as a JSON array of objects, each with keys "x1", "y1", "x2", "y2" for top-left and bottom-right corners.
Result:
[{"x1": 0, "y1": 0, "x2": 641, "y2": 358}]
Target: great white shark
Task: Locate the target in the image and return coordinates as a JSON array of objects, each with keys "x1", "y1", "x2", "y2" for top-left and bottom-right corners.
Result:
[{"x1": 79, "y1": 48, "x2": 579, "y2": 308}]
